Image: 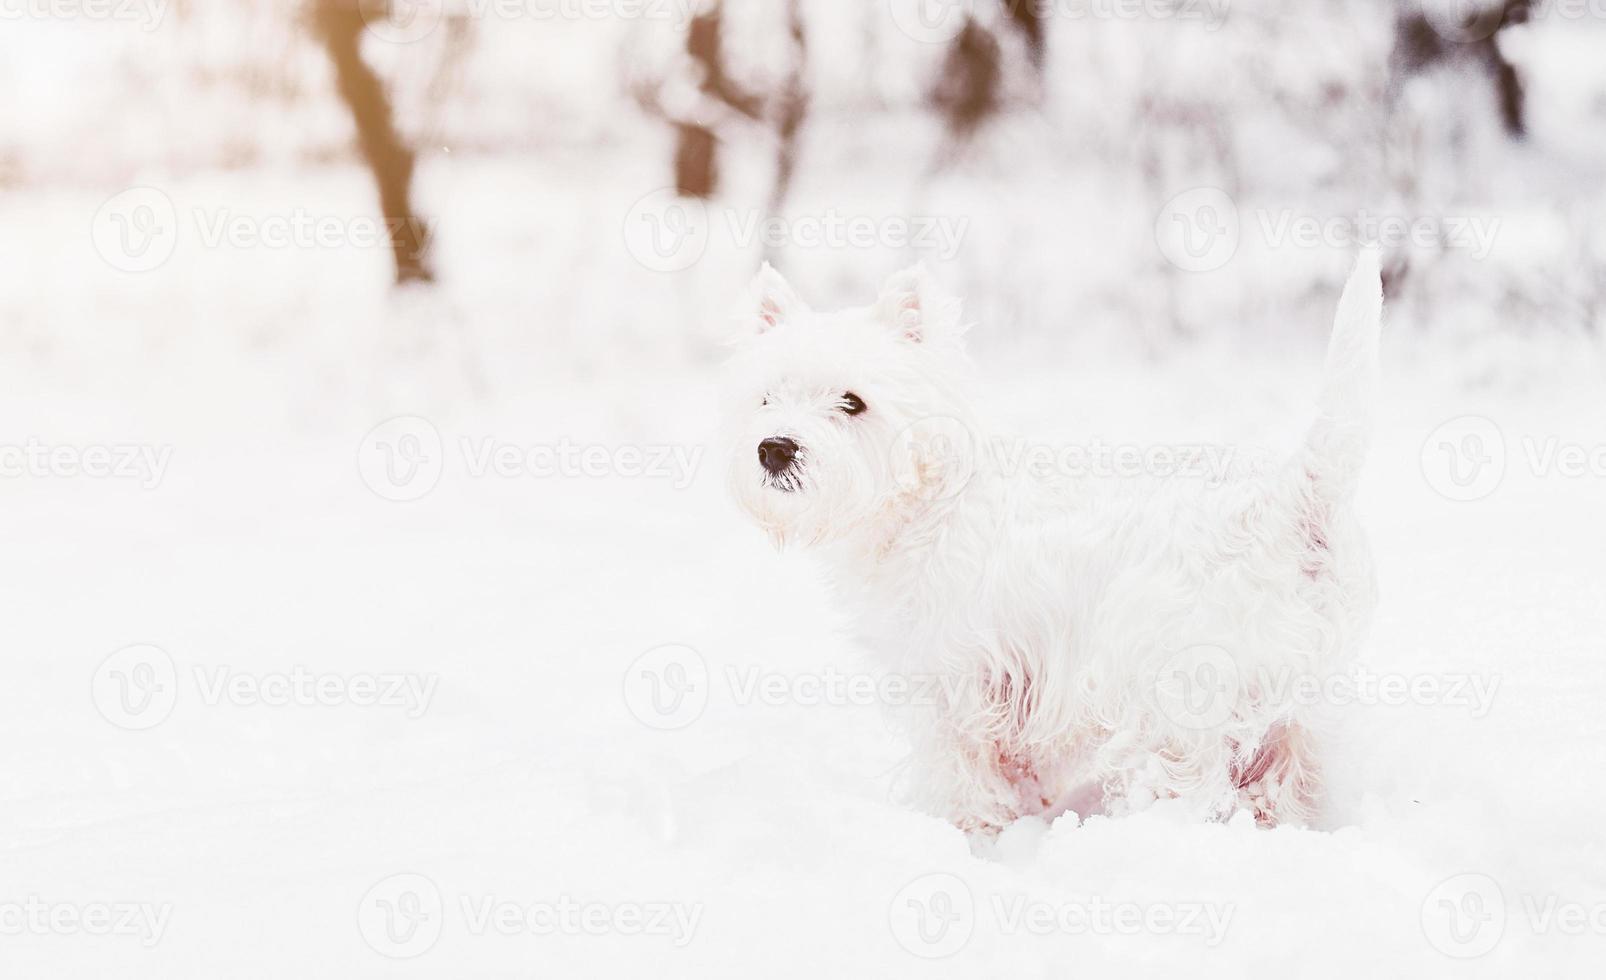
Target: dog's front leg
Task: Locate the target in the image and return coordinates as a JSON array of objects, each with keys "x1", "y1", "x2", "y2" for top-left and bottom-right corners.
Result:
[{"x1": 905, "y1": 726, "x2": 1026, "y2": 836}]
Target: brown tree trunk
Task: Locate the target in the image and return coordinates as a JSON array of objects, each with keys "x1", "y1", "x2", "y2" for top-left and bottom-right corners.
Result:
[
  {"x1": 1003, "y1": 0, "x2": 1045, "y2": 70},
  {"x1": 671, "y1": 0, "x2": 767, "y2": 200},
  {"x1": 674, "y1": 123, "x2": 719, "y2": 200},
  {"x1": 765, "y1": 0, "x2": 809, "y2": 223},
  {"x1": 932, "y1": 17, "x2": 1002, "y2": 146},
  {"x1": 1388, "y1": 0, "x2": 1529, "y2": 140},
  {"x1": 311, "y1": 0, "x2": 434, "y2": 283}
]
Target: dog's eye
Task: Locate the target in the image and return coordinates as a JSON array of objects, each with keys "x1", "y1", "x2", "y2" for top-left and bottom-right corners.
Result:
[
  {"x1": 840, "y1": 392, "x2": 867, "y2": 416},
  {"x1": 761, "y1": 395, "x2": 770, "y2": 407}
]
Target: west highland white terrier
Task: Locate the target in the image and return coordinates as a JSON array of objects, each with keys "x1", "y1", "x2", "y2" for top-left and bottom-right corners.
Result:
[{"x1": 724, "y1": 251, "x2": 1382, "y2": 834}]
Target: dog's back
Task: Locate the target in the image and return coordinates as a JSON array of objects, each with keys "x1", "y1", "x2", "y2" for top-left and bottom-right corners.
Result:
[{"x1": 922, "y1": 249, "x2": 1385, "y2": 827}]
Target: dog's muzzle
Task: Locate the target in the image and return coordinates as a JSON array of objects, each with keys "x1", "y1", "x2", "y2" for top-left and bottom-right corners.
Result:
[{"x1": 757, "y1": 437, "x2": 799, "y2": 481}]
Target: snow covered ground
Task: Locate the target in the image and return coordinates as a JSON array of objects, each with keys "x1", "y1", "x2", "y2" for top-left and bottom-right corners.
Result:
[{"x1": 3, "y1": 154, "x2": 1606, "y2": 977}]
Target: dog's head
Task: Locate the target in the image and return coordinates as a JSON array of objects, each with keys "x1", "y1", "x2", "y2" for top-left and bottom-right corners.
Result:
[{"x1": 723, "y1": 263, "x2": 974, "y2": 548}]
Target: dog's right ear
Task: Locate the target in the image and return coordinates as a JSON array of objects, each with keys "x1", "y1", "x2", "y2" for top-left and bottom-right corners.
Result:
[
  {"x1": 874, "y1": 263, "x2": 964, "y2": 346},
  {"x1": 747, "y1": 262, "x2": 806, "y2": 334}
]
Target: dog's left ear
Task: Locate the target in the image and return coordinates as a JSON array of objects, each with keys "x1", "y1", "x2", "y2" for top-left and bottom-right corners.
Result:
[
  {"x1": 874, "y1": 263, "x2": 964, "y2": 345},
  {"x1": 747, "y1": 262, "x2": 807, "y2": 334}
]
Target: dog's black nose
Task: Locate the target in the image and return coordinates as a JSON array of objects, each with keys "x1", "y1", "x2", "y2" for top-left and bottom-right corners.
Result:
[{"x1": 757, "y1": 437, "x2": 798, "y2": 475}]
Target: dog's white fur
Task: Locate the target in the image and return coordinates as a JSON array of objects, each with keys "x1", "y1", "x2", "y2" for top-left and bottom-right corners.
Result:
[{"x1": 724, "y1": 254, "x2": 1382, "y2": 833}]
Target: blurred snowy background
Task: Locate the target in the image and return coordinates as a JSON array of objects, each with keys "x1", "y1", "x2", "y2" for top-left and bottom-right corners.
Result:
[{"x1": 2, "y1": 0, "x2": 1605, "y2": 977}]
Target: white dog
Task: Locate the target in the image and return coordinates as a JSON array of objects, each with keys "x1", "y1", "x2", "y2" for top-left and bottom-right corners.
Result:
[{"x1": 725, "y1": 251, "x2": 1382, "y2": 834}]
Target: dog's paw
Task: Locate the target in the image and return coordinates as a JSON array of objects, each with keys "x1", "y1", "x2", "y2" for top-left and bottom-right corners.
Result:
[{"x1": 1237, "y1": 780, "x2": 1276, "y2": 827}]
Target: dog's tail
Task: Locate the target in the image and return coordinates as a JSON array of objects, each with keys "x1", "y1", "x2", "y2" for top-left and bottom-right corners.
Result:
[{"x1": 1300, "y1": 246, "x2": 1383, "y2": 503}]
